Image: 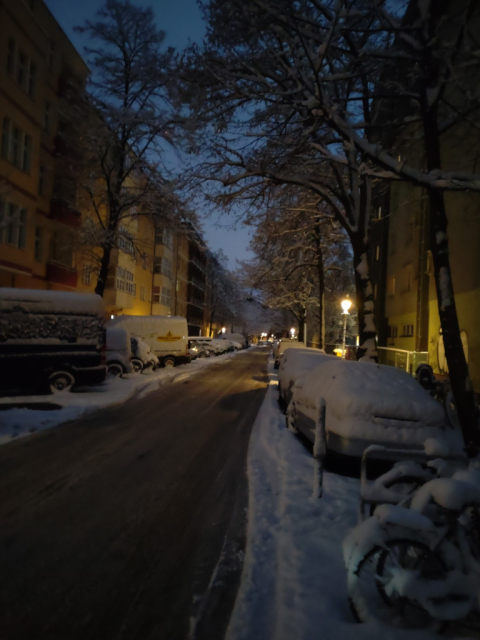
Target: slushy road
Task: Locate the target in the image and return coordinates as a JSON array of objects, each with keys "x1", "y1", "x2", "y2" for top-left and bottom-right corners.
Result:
[{"x1": 0, "y1": 348, "x2": 270, "y2": 640}]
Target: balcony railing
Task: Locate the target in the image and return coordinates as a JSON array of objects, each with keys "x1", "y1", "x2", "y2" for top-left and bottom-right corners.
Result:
[
  {"x1": 189, "y1": 298, "x2": 204, "y2": 309},
  {"x1": 189, "y1": 278, "x2": 205, "y2": 291},
  {"x1": 189, "y1": 257, "x2": 206, "y2": 273}
]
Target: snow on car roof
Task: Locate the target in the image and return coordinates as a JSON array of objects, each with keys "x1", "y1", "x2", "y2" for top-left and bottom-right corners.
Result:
[
  {"x1": 277, "y1": 341, "x2": 305, "y2": 355},
  {"x1": 299, "y1": 359, "x2": 447, "y2": 427},
  {"x1": 0, "y1": 288, "x2": 104, "y2": 316}
]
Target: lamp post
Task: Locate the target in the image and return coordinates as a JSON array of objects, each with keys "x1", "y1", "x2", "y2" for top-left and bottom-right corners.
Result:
[
  {"x1": 221, "y1": 327, "x2": 226, "y2": 334},
  {"x1": 341, "y1": 298, "x2": 352, "y2": 358}
]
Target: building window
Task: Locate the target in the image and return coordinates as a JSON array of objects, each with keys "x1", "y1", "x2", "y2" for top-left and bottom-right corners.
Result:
[
  {"x1": 152, "y1": 286, "x2": 160, "y2": 303},
  {"x1": 38, "y1": 164, "x2": 45, "y2": 195},
  {"x1": 155, "y1": 226, "x2": 173, "y2": 250},
  {"x1": 388, "y1": 325, "x2": 398, "y2": 339},
  {"x1": 83, "y1": 263, "x2": 92, "y2": 285},
  {"x1": 375, "y1": 244, "x2": 380, "y2": 261},
  {"x1": 44, "y1": 102, "x2": 51, "y2": 132},
  {"x1": 118, "y1": 226, "x2": 134, "y2": 254},
  {"x1": 2, "y1": 203, "x2": 27, "y2": 249},
  {"x1": 17, "y1": 51, "x2": 26, "y2": 87},
  {"x1": 52, "y1": 229, "x2": 74, "y2": 267},
  {"x1": 7, "y1": 39, "x2": 16, "y2": 75},
  {"x1": 28, "y1": 62, "x2": 36, "y2": 98},
  {"x1": 115, "y1": 266, "x2": 136, "y2": 295},
  {"x1": 406, "y1": 269, "x2": 412, "y2": 292},
  {"x1": 22, "y1": 134, "x2": 32, "y2": 172},
  {"x1": 140, "y1": 285, "x2": 146, "y2": 301},
  {"x1": 388, "y1": 275, "x2": 396, "y2": 296},
  {"x1": 153, "y1": 256, "x2": 172, "y2": 279},
  {"x1": 34, "y1": 226, "x2": 43, "y2": 260},
  {"x1": 402, "y1": 324, "x2": 414, "y2": 337},
  {"x1": 160, "y1": 287, "x2": 171, "y2": 306},
  {"x1": 1, "y1": 118, "x2": 33, "y2": 173}
]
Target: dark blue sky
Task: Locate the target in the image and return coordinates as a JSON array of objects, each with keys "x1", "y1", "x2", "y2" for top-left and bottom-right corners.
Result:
[{"x1": 44, "y1": 0, "x2": 253, "y2": 268}]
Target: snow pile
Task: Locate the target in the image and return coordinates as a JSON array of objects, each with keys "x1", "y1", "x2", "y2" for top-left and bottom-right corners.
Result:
[
  {"x1": 410, "y1": 477, "x2": 480, "y2": 514},
  {"x1": 0, "y1": 288, "x2": 104, "y2": 315},
  {"x1": 227, "y1": 363, "x2": 435, "y2": 640},
  {"x1": 294, "y1": 359, "x2": 463, "y2": 453}
]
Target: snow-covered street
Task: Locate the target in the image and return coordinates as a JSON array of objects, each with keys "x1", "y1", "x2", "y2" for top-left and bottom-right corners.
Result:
[
  {"x1": 0, "y1": 350, "x2": 240, "y2": 445},
  {"x1": 227, "y1": 362, "x2": 439, "y2": 640}
]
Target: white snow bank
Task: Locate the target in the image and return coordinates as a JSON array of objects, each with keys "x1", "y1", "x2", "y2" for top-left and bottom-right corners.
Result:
[
  {"x1": 295, "y1": 359, "x2": 463, "y2": 452},
  {"x1": 0, "y1": 349, "x2": 240, "y2": 446},
  {"x1": 228, "y1": 363, "x2": 435, "y2": 640}
]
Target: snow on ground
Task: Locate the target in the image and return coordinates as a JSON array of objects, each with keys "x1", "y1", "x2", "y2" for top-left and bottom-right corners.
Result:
[
  {"x1": 227, "y1": 362, "x2": 438, "y2": 640},
  {"x1": 0, "y1": 350, "x2": 239, "y2": 446}
]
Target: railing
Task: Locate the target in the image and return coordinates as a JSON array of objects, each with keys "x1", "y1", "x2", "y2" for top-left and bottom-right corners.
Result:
[
  {"x1": 189, "y1": 298, "x2": 204, "y2": 309},
  {"x1": 189, "y1": 278, "x2": 205, "y2": 291},
  {"x1": 377, "y1": 347, "x2": 428, "y2": 375},
  {"x1": 190, "y1": 257, "x2": 206, "y2": 273}
]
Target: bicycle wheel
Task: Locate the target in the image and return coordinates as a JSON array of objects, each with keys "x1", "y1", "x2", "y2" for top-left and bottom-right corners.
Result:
[{"x1": 349, "y1": 538, "x2": 448, "y2": 628}]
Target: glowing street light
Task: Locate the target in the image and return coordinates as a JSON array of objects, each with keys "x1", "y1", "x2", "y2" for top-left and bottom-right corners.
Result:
[
  {"x1": 290, "y1": 327, "x2": 295, "y2": 338},
  {"x1": 341, "y1": 297, "x2": 352, "y2": 358},
  {"x1": 221, "y1": 327, "x2": 226, "y2": 334}
]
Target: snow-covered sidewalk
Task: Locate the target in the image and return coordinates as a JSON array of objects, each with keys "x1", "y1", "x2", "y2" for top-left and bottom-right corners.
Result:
[
  {"x1": 227, "y1": 362, "x2": 437, "y2": 640},
  {"x1": 0, "y1": 350, "x2": 240, "y2": 446}
]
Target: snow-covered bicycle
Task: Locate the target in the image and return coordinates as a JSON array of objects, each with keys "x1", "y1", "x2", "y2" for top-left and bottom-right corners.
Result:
[{"x1": 344, "y1": 461, "x2": 480, "y2": 631}]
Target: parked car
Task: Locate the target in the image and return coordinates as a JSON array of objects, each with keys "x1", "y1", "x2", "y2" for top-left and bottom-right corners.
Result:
[
  {"x1": 108, "y1": 316, "x2": 190, "y2": 367},
  {"x1": 219, "y1": 332, "x2": 248, "y2": 348},
  {"x1": 193, "y1": 338, "x2": 227, "y2": 355},
  {"x1": 106, "y1": 326, "x2": 134, "y2": 377},
  {"x1": 278, "y1": 347, "x2": 332, "y2": 410},
  {"x1": 130, "y1": 336, "x2": 158, "y2": 372},
  {"x1": 274, "y1": 340, "x2": 306, "y2": 369},
  {"x1": 0, "y1": 288, "x2": 107, "y2": 393},
  {"x1": 288, "y1": 358, "x2": 463, "y2": 461},
  {"x1": 188, "y1": 340, "x2": 211, "y2": 358}
]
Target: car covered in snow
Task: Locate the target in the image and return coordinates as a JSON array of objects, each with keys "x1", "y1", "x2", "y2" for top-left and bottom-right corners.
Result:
[
  {"x1": 274, "y1": 340, "x2": 306, "y2": 369},
  {"x1": 106, "y1": 326, "x2": 134, "y2": 377},
  {"x1": 288, "y1": 359, "x2": 463, "y2": 460},
  {"x1": 218, "y1": 332, "x2": 248, "y2": 348},
  {"x1": 130, "y1": 336, "x2": 158, "y2": 372},
  {"x1": 278, "y1": 347, "x2": 333, "y2": 410},
  {"x1": 0, "y1": 288, "x2": 107, "y2": 393}
]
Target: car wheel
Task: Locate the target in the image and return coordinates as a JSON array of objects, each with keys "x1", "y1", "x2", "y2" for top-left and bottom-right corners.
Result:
[
  {"x1": 107, "y1": 362, "x2": 124, "y2": 378},
  {"x1": 163, "y1": 357, "x2": 176, "y2": 368},
  {"x1": 131, "y1": 358, "x2": 143, "y2": 373},
  {"x1": 49, "y1": 370, "x2": 75, "y2": 393}
]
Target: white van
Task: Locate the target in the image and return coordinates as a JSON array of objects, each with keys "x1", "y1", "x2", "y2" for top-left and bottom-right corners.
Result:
[{"x1": 108, "y1": 316, "x2": 190, "y2": 367}]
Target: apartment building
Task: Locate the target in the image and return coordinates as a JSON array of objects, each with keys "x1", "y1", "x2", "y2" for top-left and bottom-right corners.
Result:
[{"x1": 0, "y1": 0, "x2": 88, "y2": 291}]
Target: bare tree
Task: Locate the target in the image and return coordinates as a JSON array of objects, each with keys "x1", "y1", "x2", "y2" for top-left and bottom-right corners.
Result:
[{"x1": 74, "y1": 0, "x2": 176, "y2": 296}]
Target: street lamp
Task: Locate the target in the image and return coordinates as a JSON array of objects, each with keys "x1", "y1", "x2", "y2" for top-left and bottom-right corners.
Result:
[
  {"x1": 221, "y1": 327, "x2": 226, "y2": 334},
  {"x1": 341, "y1": 298, "x2": 352, "y2": 358},
  {"x1": 290, "y1": 327, "x2": 295, "y2": 338}
]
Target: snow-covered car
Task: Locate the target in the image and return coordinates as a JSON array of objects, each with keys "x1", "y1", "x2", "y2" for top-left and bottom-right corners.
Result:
[
  {"x1": 274, "y1": 340, "x2": 306, "y2": 369},
  {"x1": 278, "y1": 347, "x2": 333, "y2": 410},
  {"x1": 106, "y1": 326, "x2": 133, "y2": 377},
  {"x1": 189, "y1": 340, "x2": 212, "y2": 358},
  {"x1": 130, "y1": 336, "x2": 158, "y2": 372},
  {"x1": 288, "y1": 359, "x2": 463, "y2": 460},
  {"x1": 0, "y1": 288, "x2": 107, "y2": 393},
  {"x1": 219, "y1": 332, "x2": 248, "y2": 348}
]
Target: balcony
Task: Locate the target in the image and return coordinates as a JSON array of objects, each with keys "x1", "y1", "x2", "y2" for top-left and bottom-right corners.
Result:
[
  {"x1": 189, "y1": 278, "x2": 205, "y2": 292},
  {"x1": 189, "y1": 257, "x2": 206, "y2": 273},
  {"x1": 46, "y1": 262, "x2": 78, "y2": 288},
  {"x1": 189, "y1": 298, "x2": 205, "y2": 310},
  {"x1": 49, "y1": 198, "x2": 81, "y2": 229}
]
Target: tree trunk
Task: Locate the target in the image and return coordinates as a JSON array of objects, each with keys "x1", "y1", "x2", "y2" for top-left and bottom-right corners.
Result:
[
  {"x1": 314, "y1": 225, "x2": 325, "y2": 350},
  {"x1": 95, "y1": 244, "x2": 112, "y2": 297},
  {"x1": 427, "y1": 190, "x2": 479, "y2": 450},
  {"x1": 351, "y1": 234, "x2": 377, "y2": 362},
  {"x1": 297, "y1": 307, "x2": 307, "y2": 343}
]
